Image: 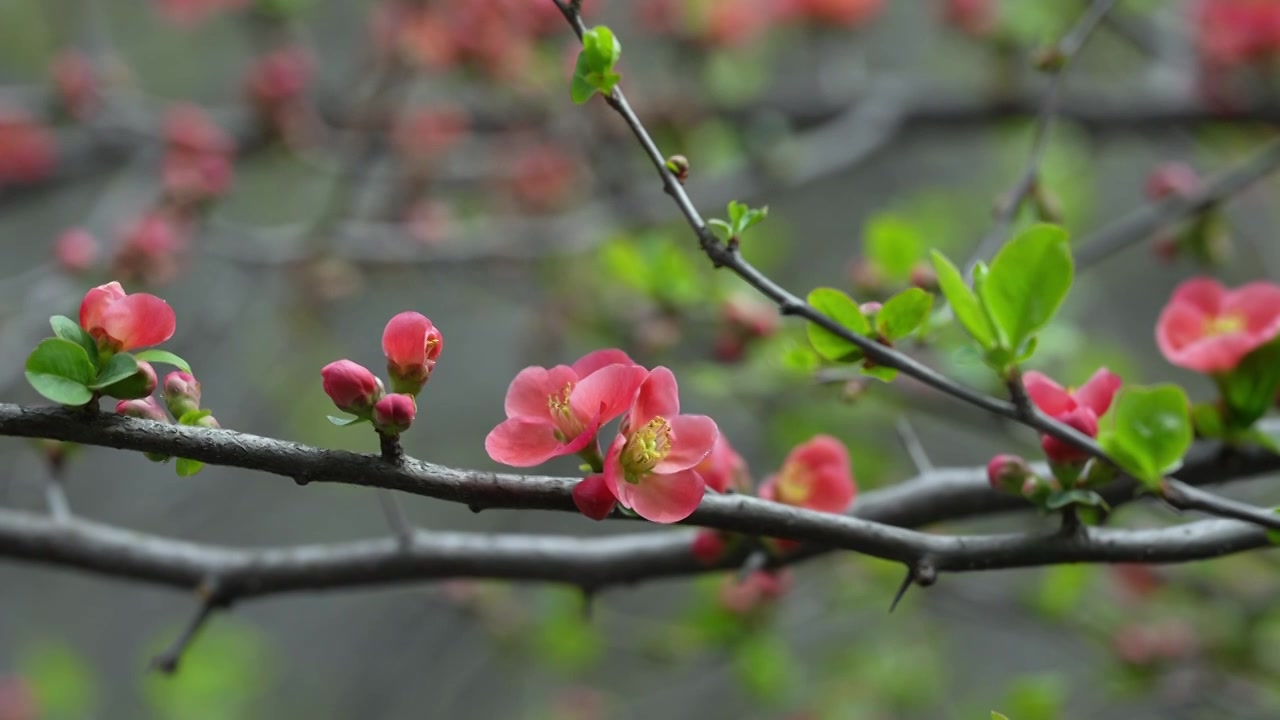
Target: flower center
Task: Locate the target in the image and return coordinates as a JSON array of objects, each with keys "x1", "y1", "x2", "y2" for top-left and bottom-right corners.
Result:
[
  {"x1": 776, "y1": 463, "x2": 812, "y2": 505},
  {"x1": 1204, "y1": 312, "x2": 1246, "y2": 336},
  {"x1": 547, "y1": 382, "x2": 585, "y2": 440},
  {"x1": 621, "y1": 416, "x2": 672, "y2": 483}
]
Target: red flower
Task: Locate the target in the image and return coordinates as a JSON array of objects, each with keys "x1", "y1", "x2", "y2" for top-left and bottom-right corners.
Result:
[
  {"x1": 1024, "y1": 368, "x2": 1122, "y2": 464},
  {"x1": 571, "y1": 474, "x2": 617, "y2": 521},
  {"x1": 53, "y1": 228, "x2": 98, "y2": 274},
  {"x1": 382, "y1": 311, "x2": 443, "y2": 395},
  {"x1": 373, "y1": 393, "x2": 417, "y2": 436},
  {"x1": 758, "y1": 435, "x2": 856, "y2": 513},
  {"x1": 603, "y1": 367, "x2": 719, "y2": 523},
  {"x1": 321, "y1": 360, "x2": 384, "y2": 415},
  {"x1": 78, "y1": 281, "x2": 176, "y2": 352},
  {"x1": 1156, "y1": 277, "x2": 1280, "y2": 373},
  {"x1": 486, "y1": 349, "x2": 646, "y2": 467},
  {"x1": 695, "y1": 434, "x2": 750, "y2": 494}
]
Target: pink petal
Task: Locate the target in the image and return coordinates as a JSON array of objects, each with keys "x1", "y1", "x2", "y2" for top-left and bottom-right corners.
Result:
[
  {"x1": 805, "y1": 465, "x2": 857, "y2": 514},
  {"x1": 1157, "y1": 302, "x2": 1213, "y2": 367},
  {"x1": 100, "y1": 293, "x2": 176, "y2": 349},
  {"x1": 757, "y1": 475, "x2": 777, "y2": 502},
  {"x1": 630, "y1": 366, "x2": 680, "y2": 427},
  {"x1": 1074, "y1": 367, "x2": 1123, "y2": 417},
  {"x1": 78, "y1": 281, "x2": 125, "y2": 331},
  {"x1": 568, "y1": 364, "x2": 648, "y2": 427},
  {"x1": 571, "y1": 348, "x2": 635, "y2": 377},
  {"x1": 484, "y1": 417, "x2": 566, "y2": 467},
  {"x1": 502, "y1": 365, "x2": 574, "y2": 419},
  {"x1": 1224, "y1": 282, "x2": 1280, "y2": 340},
  {"x1": 1022, "y1": 371, "x2": 1074, "y2": 416},
  {"x1": 1170, "y1": 277, "x2": 1226, "y2": 315},
  {"x1": 654, "y1": 414, "x2": 719, "y2": 473},
  {"x1": 602, "y1": 435, "x2": 627, "y2": 502},
  {"x1": 787, "y1": 435, "x2": 850, "y2": 476},
  {"x1": 617, "y1": 468, "x2": 706, "y2": 523},
  {"x1": 1165, "y1": 333, "x2": 1262, "y2": 374},
  {"x1": 382, "y1": 311, "x2": 431, "y2": 366}
]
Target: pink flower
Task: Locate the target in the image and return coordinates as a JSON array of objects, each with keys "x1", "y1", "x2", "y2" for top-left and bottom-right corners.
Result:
[
  {"x1": 78, "y1": 281, "x2": 176, "y2": 352},
  {"x1": 1024, "y1": 368, "x2": 1121, "y2": 463},
  {"x1": 758, "y1": 435, "x2": 856, "y2": 514},
  {"x1": 602, "y1": 367, "x2": 719, "y2": 523},
  {"x1": 695, "y1": 434, "x2": 750, "y2": 494},
  {"x1": 53, "y1": 228, "x2": 98, "y2": 274},
  {"x1": 1156, "y1": 277, "x2": 1280, "y2": 373},
  {"x1": 571, "y1": 474, "x2": 616, "y2": 521},
  {"x1": 116, "y1": 396, "x2": 168, "y2": 423},
  {"x1": 373, "y1": 393, "x2": 416, "y2": 436},
  {"x1": 382, "y1": 311, "x2": 443, "y2": 395},
  {"x1": 321, "y1": 360, "x2": 384, "y2": 415},
  {"x1": 485, "y1": 349, "x2": 646, "y2": 467}
]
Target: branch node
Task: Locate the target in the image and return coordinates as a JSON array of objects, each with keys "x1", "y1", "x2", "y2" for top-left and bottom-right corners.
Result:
[
  {"x1": 293, "y1": 473, "x2": 311, "y2": 486},
  {"x1": 888, "y1": 558, "x2": 936, "y2": 613},
  {"x1": 150, "y1": 577, "x2": 232, "y2": 674}
]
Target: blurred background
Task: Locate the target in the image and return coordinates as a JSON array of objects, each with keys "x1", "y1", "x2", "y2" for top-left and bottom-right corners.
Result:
[{"x1": 2, "y1": 0, "x2": 1280, "y2": 718}]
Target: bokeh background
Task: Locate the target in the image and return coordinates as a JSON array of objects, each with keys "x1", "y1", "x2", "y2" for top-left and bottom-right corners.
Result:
[{"x1": 3, "y1": 0, "x2": 1280, "y2": 718}]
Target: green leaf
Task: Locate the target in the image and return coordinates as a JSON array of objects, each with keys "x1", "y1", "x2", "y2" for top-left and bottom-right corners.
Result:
[
  {"x1": 178, "y1": 409, "x2": 214, "y2": 425},
  {"x1": 864, "y1": 215, "x2": 924, "y2": 280},
  {"x1": 571, "y1": 26, "x2": 622, "y2": 103},
  {"x1": 175, "y1": 458, "x2": 204, "y2": 477},
  {"x1": 877, "y1": 288, "x2": 934, "y2": 340},
  {"x1": 1218, "y1": 338, "x2": 1280, "y2": 429},
  {"x1": 1044, "y1": 489, "x2": 1109, "y2": 511},
  {"x1": 1099, "y1": 385, "x2": 1193, "y2": 488},
  {"x1": 979, "y1": 224, "x2": 1073, "y2": 355},
  {"x1": 931, "y1": 251, "x2": 997, "y2": 350},
  {"x1": 89, "y1": 352, "x2": 138, "y2": 390},
  {"x1": 861, "y1": 364, "x2": 899, "y2": 383},
  {"x1": 25, "y1": 338, "x2": 97, "y2": 406},
  {"x1": 1191, "y1": 402, "x2": 1225, "y2": 439},
  {"x1": 50, "y1": 315, "x2": 98, "y2": 370},
  {"x1": 327, "y1": 414, "x2": 368, "y2": 427},
  {"x1": 132, "y1": 348, "x2": 191, "y2": 373},
  {"x1": 806, "y1": 287, "x2": 870, "y2": 362},
  {"x1": 993, "y1": 714, "x2": 1011, "y2": 720}
]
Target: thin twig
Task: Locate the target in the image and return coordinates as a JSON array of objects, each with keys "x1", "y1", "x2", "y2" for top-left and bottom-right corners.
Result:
[
  {"x1": 895, "y1": 417, "x2": 934, "y2": 474},
  {"x1": 149, "y1": 578, "x2": 230, "y2": 674}
]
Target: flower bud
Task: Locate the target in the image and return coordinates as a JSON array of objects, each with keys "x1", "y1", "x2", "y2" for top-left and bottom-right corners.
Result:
[
  {"x1": 116, "y1": 396, "x2": 168, "y2": 423},
  {"x1": 1040, "y1": 408, "x2": 1098, "y2": 464},
  {"x1": 101, "y1": 360, "x2": 158, "y2": 400},
  {"x1": 909, "y1": 262, "x2": 938, "y2": 291},
  {"x1": 382, "y1": 312, "x2": 442, "y2": 396},
  {"x1": 571, "y1": 474, "x2": 616, "y2": 521},
  {"x1": 372, "y1": 393, "x2": 416, "y2": 436},
  {"x1": 1145, "y1": 162, "x2": 1199, "y2": 201},
  {"x1": 53, "y1": 228, "x2": 98, "y2": 274},
  {"x1": 859, "y1": 301, "x2": 882, "y2": 317},
  {"x1": 665, "y1": 154, "x2": 690, "y2": 183},
  {"x1": 163, "y1": 371, "x2": 202, "y2": 418},
  {"x1": 321, "y1": 360, "x2": 383, "y2": 415},
  {"x1": 986, "y1": 453, "x2": 1033, "y2": 493},
  {"x1": 691, "y1": 529, "x2": 727, "y2": 565}
]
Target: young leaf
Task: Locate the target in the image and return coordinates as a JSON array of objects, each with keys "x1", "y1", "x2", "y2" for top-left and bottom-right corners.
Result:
[
  {"x1": 25, "y1": 338, "x2": 97, "y2": 406},
  {"x1": 806, "y1": 288, "x2": 870, "y2": 362},
  {"x1": 1217, "y1": 338, "x2": 1280, "y2": 429},
  {"x1": 175, "y1": 458, "x2": 204, "y2": 477},
  {"x1": 876, "y1": 288, "x2": 934, "y2": 340},
  {"x1": 50, "y1": 315, "x2": 98, "y2": 369},
  {"x1": 327, "y1": 414, "x2": 368, "y2": 427},
  {"x1": 1044, "y1": 489, "x2": 1109, "y2": 511},
  {"x1": 1099, "y1": 384, "x2": 1192, "y2": 487},
  {"x1": 131, "y1": 349, "x2": 191, "y2": 373},
  {"x1": 931, "y1": 251, "x2": 996, "y2": 350},
  {"x1": 861, "y1": 364, "x2": 899, "y2": 383},
  {"x1": 89, "y1": 353, "x2": 139, "y2": 390},
  {"x1": 178, "y1": 409, "x2": 214, "y2": 425},
  {"x1": 571, "y1": 26, "x2": 622, "y2": 103},
  {"x1": 979, "y1": 224, "x2": 1073, "y2": 355}
]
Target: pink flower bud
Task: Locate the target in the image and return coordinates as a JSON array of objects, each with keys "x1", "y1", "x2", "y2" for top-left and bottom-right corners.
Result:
[
  {"x1": 909, "y1": 262, "x2": 938, "y2": 291},
  {"x1": 382, "y1": 311, "x2": 442, "y2": 396},
  {"x1": 54, "y1": 228, "x2": 98, "y2": 274},
  {"x1": 986, "y1": 453, "x2": 1032, "y2": 493},
  {"x1": 373, "y1": 393, "x2": 416, "y2": 436},
  {"x1": 115, "y1": 396, "x2": 168, "y2": 423},
  {"x1": 1145, "y1": 162, "x2": 1200, "y2": 201},
  {"x1": 859, "y1": 301, "x2": 882, "y2": 317},
  {"x1": 1040, "y1": 408, "x2": 1099, "y2": 465},
  {"x1": 571, "y1": 474, "x2": 617, "y2": 521},
  {"x1": 163, "y1": 371, "x2": 202, "y2": 418},
  {"x1": 0, "y1": 110, "x2": 55, "y2": 186},
  {"x1": 321, "y1": 360, "x2": 384, "y2": 415},
  {"x1": 79, "y1": 281, "x2": 176, "y2": 352},
  {"x1": 691, "y1": 529, "x2": 727, "y2": 565}
]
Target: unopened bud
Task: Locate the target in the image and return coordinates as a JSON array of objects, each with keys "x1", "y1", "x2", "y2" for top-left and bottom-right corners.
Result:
[
  {"x1": 1040, "y1": 408, "x2": 1098, "y2": 465},
  {"x1": 987, "y1": 453, "x2": 1033, "y2": 493},
  {"x1": 691, "y1": 529, "x2": 727, "y2": 565},
  {"x1": 908, "y1": 263, "x2": 938, "y2": 291},
  {"x1": 571, "y1": 474, "x2": 616, "y2": 521},
  {"x1": 665, "y1": 154, "x2": 690, "y2": 183},
  {"x1": 1145, "y1": 162, "x2": 1200, "y2": 201},
  {"x1": 101, "y1": 360, "x2": 158, "y2": 401},
  {"x1": 321, "y1": 359, "x2": 384, "y2": 416},
  {"x1": 372, "y1": 393, "x2": 416, "y2": 436},
  {"x1": 163, "y1": 371, "x2": 202, "y2": 418},
  {"x1": 116, "y1": 396, "x2": 168, "y2": 423}
]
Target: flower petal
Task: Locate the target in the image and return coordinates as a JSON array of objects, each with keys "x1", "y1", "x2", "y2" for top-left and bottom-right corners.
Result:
[
  {"x1": 630, "y1": 366, "x2": 680, "y2": 427},
  {"x1": 571, "y1": 348, "x2": 635, "y2": 377},
  {"x1": 1224, "y1": 282, "x2": 1280, "y2": 341},
  {"x1": 1074, "y1": 367, "x2": 1123, "y2": 417},
  {"x1": 602, "y1": 435, "x2": 628, "y2": 504},
  {"x1": 654, "y1": 414, "x2": 719, "y2": 473},
  {"x1": 484, "y1": 417, "x2": 566, "y2": 467},
  {"x1": 503, "y1": 365, "x2": 560, "y2": 419},
  {"x1": 78, "y1": 281, "x2": 125, "y2": 331},
  {"x1": 99, "y1": 292, "x2": 176, "y2": 349},
  {"x1": 1164, "y1": 332, "x2": 1261, "y2": 374},
  {"x1": 568, "y1": 364, "x2": 647, "y2": 427},
  {"x1": 1156, "y1": 301, "x2": 1211, "y2": 362},
  {"x1": 620, "y1": 468, "x2": 706, "y2": 523},
  {"x1": 1023, "y1": 371, "x2": 1074, "y2": 416},
  {"x1": 1170, "y1": 277, "x2": 1226, "y2": 315}
]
